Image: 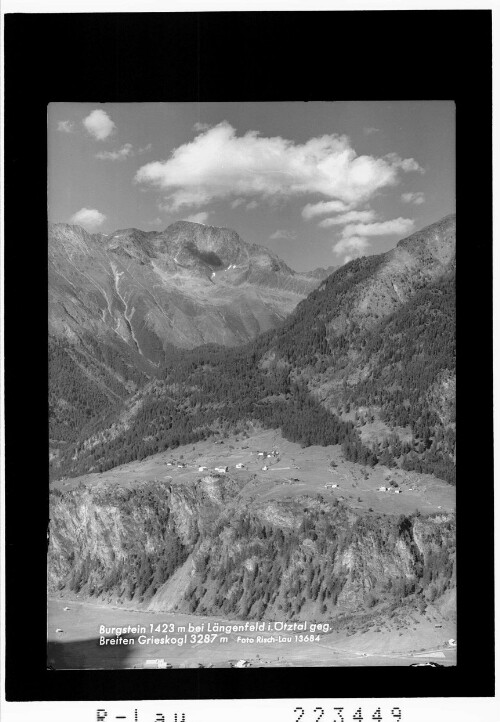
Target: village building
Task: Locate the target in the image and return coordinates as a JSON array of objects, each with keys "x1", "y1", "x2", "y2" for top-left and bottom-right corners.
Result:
[
  {"x1": 214, "y1": 466, "x2": 228, "y2": 473},
  {"x1": 235, "y1": 463, "x2": 245, "y2": 469},
  {"x1": 233, "y1": 659, "x2": 249, "y2": 668},
  {"x1": 198, "y1": 466, "x2": 208, "y2": 472}
]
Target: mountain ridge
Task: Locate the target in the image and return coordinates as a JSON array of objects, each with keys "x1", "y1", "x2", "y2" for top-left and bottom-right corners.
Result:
[
  {"x1": 49, "y1": 220, "x2": 332, "y2": 355},
  {"x1": 50, "y1": 214, "x2": 456, "y2": 484}
]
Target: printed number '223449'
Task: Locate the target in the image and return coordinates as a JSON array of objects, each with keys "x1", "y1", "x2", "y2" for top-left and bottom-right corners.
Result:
[{"x1": 293, "y1": 708, "x2": 402, "y2": 722}]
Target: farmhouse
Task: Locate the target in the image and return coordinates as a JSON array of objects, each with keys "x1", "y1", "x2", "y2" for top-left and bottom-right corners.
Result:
[
  {"x1": 198, "y1": 466, "x2": 208, "y2": 472},
  {"x1": 262, "y1": 465, "x2": 268, "y2": 471},
  {"x1": 214, "y1": 466, "x2": 228, "y2": 473},
  {"x1": 235, "y1": 463, "x2": 245, "y2": 469},
  {"x1": 233, "y1": 659, "x2": 249, "y2": 668},
  {"x1": 378, "y1": 486, "x2": 388, "y2": 492}
]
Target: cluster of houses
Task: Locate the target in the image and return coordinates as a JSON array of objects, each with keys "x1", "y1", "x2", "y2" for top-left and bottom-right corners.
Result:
[
  {"x1": 378, "y1": 486, "x2": 402, "y2": 493},
  {"x1": 325, "y1": 483, "x2": 340, "y2": 490},
  {"x1": 257, "y1": 449, "x2": 279, "y2": 472},
  {"x1": 257, "y1": 450, "x2": 278, "y2": 459}
]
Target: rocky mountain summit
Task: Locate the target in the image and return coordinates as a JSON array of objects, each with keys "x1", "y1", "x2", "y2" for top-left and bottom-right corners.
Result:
[{"x1": 49, "y1": 220, "x2": 328, "y2": 358}]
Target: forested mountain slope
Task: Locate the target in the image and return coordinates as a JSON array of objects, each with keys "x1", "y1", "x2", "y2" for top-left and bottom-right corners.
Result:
[
  {"x1": 49, "y1": 221, "x2": 330, "y2": 459},
  {"x1": 49, "y1": 478, "x2": 456, "y2": 623},
  {"x1": 52, "y1": 215, "x2": 456, "y2": 484}
]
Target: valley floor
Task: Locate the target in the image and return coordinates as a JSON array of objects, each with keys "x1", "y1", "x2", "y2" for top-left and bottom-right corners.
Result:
[{"x1": 47, "y1": 598, "x2": 457, "y2": 669}]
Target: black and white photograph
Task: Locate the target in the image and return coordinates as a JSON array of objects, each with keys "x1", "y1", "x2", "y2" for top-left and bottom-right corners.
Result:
[
  {"x1": 2, "y1": 7, "x2": 495, "y2": 717},
  {"x1": 47, "y1": 100, "x2": 457, "y2": 671}
]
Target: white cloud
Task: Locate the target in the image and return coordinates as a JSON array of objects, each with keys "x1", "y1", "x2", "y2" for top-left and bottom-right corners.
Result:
[
  {"x1": 246, "y1": 200, "x2": 258, "y2": 210},
  {"x1": 96, "y1": 142, "x2": 151, "y2": 160},
  {"x1": 83, "y1": 109, "x2": 116, "y2": 141},
  {"x1": 193, "y1": 122, "x2": 211, "y2": 132},
  {"x1": 318, "y1": 209, "x2": 377, "y2": 228},
  {"x1": 332, "y1": 217, "x2": 415, "y2": 264},
  {"x1": 341, "y1": 217, "x2": 415, "y2": 239},
  {"x1": 96, "y1": 143, "x2": 133, "y2": 161},
  {"x1": 69, "y1": 207, "x2": 107, "y2": 230},
  {"x1": 363, "y1": 126, "x2": 380, "y2": 136},
  {"x1": 182, "y1": 211, "x2": 210, "y2": 224},
  {"x1": 135, "y1": 121, "x2": 423, "y2": 211},
  {"x1": 302, "y1": 199, "x2": 351, "y2": 220},
  {"x1": 385, "y1": 152, "x2": 424, "y2": 174},
  {"x1": 269, "y1": 229, "x2": 297, "y2": 240},
  {"x1": 401, "y1": 191, "x2": 425, "y2": 205},
  {"x1": 333, "y1": 235, "x2": 371, "y2": 262},
  {"x1": 57, "y1": 120, "x2": 74, "y2": 133}
]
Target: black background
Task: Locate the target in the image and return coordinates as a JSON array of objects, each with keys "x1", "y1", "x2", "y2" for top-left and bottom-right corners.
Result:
[{"x1": 4, "y1": 9, "x2": 493, "y2": 701}]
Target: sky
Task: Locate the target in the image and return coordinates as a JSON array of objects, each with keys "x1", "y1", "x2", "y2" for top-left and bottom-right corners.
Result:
[{"x1": 48, "y1": 102, "x2": 455, "y2": 271}]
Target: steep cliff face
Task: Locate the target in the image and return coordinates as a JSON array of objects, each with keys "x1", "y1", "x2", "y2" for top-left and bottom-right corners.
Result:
[{"x1": 48, "y1": 479, "x2": 455, "y2": 622}]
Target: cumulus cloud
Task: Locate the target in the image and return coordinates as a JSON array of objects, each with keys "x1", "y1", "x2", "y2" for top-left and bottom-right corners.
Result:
[
  {"x1": 135, "y1": 121, "x2": 423, "y2": 211},
  {"x1": 193, "y1": 122, "x2": 211, "y2": 132},
  {"x1": 332, "y1": 217, "x2": 415, "y2": 264},
  {"x1": 96, "y1": 142, "x2": 152, "y2": 160},
  {"x1": 363, "y1": 126, "x2": 380, "y2": 136},
  {"x1": 246, "y1": 200, "x2": 258, "y2": 210},
  {"x1": 269, "y1": 229, "x2": 297, "y2": 240},
  {"x1": 385, "y1": 152, "x2": 424, "y2": 174},
  {"x1": 183, "y1": 211, "x2": 210, "y2": 224},
  {"x1": 69, "y1": 207, "x2": 107, "y2": 229},
  {"x1": 318, "y1": 209, "x2": 377, "y2": 228},
  {"x1": 96, "y1": 143, "x2": 133, "y2": 160},
  {"x1": 334, "y1": 236, "x2": 371, "y2": 264},
  {"x1": 83, "y1": 109, "x2": 116, "y2": 141},
  {"x1": 57, "y1": 120, "x2": 74, "y2": 133},
  {"x1": 341, "y1": 217, "x2": 415, "y2": 239},
  {"x1": 302, "y1": 199, "x2": 351, "y2": 220},
  {"x1": 401, "y1": 191, "x2": 425, "y2": 205}
]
